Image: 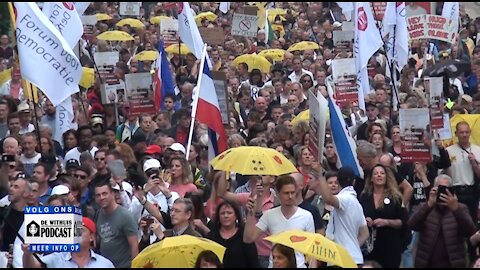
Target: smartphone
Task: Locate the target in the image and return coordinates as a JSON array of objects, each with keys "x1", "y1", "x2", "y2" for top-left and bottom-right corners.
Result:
[
  {"x1": 2, "y1": 155, "x2": 15, "y2": 163},
  {"x1": 437, "y1": 185, "x2": 454, "y2": 201}
]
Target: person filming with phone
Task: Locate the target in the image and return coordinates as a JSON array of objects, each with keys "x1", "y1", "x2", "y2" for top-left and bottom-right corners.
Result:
[{"x1": 408, "y1": 174, "x2": 477, "y2": 268}]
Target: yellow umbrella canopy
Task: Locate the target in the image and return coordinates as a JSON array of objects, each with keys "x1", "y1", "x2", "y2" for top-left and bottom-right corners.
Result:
[
  {"x1": 165, "y1": 43, "x2": 191, "y2": 55},
  {"x1": 79, "y1": 67, "x2": 95, "y2": 89},
  {"x1": 265, "y1": 230, "x2": 358, "y2": 268},
  {"x1": 232, "y1": 54, "x2": 272, "y2": 74},
  {"x1": 271, "y1": 24, "x2": 286, "y2": 38},
  {"x1": 150, "y1": 15, "x2": 172, "y2": 25},
  {"x1": 132, "y1": 235, "x2": 226, "y2": 268},
  {"x1": 132, "y1": 50, "x2": 158, "y2": 62},
  {"x1": 116, "y1": 18, "x2": 145, "y2": 28},
  {"x1": 95, "y1": 13, "x2": 112, "y2": 21},
  {"x1": 96, "y1": 30, "x2": 134, "y2": 41},
  {"x1": 210, "y1": 146, "x2": 297, "y2": 176},
  {"x1": 291, "y1": 109, "x2": 330, "y2": 126},
  {"x1": 287, "y1": 41, "x2": 320, "y2": 52},
  {"x1": 195, "y1": 11, "x2": 218, "y2": 26},
  {"x1": 258, "y1": 49, "x2": 286, "y2": 62}
]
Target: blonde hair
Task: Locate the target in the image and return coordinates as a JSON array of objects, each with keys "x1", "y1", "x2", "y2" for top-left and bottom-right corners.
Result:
[
  {"x1": 170, "y1": 156, "x2": 194, "y2": 184},
  {"x1": 115, "y1": 143, "x2": 137, "y2": 168},
  {"x1": 362, "y1": 164, "x2": 403, "y2": 207}
]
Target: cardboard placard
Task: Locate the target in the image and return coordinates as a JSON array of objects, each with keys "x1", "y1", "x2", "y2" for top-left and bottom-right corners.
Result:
[
  {"x1": 119, "y1": 2, "x2": 141, "y2": 16},
  {"x1": 232, "y1": 12, "x2": 258, "y2": 38},
  {"x1": 425, "y1": 77, "x2": 444, "y2": 129},
  {"x1": 333, "y1": 31, "x2": 354, "y2": 55},
  {"x1": 125, "y1": 73, "x2": 155, "y2": 116},
  {"x1": 332, "y1": 58, "x2": 358, "y2": 107},
  {"x1": 407, "y1": 15, "x2": 456, "y2": 43},
  {"x1": 399, "y1": 108, "x2": 432, "y2": 163},
  {"x1": 94, "y1": 51, "x2": 119, "y2": 85},
  {"x1": 211, "y1": 71, "x2": 230, "y2": 125},
  {"x1": 199, "y1": 27, "x2": 225, "y2": 46}
]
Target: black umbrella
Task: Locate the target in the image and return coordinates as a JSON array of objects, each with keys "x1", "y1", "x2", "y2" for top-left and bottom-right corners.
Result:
[{"x1": 422, "y1": 59, "x2": 471, "y2": 77}]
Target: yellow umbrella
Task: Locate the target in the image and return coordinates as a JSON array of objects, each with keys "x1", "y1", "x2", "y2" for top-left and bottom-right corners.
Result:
[
  {"x1": 165, "y1": 43, "x2": 191, "y2": 55},
  {"x1": 150, "y1": 15, "x2": 172, "y2": 25},
  {"x1": 132, "y1": 50, "x2": 158, "y2": 62},
  {"x1": 97, "y1": 30, "x2": 134, "y2": 41},
  {"x1": 0, "y1": 68, "x2": 11, "y2": 87},
  {"x1": 442, "y1": 114, "x2": 480, "y2": 147},
  {"x1": 268, "y1": 8, "x2": 287, "y2": 22},
  {"x1": 79, "y1": 67, "x2": 95, "y2": 89},
  {"x1": 287, "y1": 41, "x2": 320, "y2": 52},
  {"x1": 116, "y1": 18, "x2": 145, "y2": 28},
  {"x1": 232, "y1": 54, "x2": 272, "y2": 74},
  {"x1": 291, "y1": 109, "x2": 330, "y2": 126},
  {"x1": 194, "y1": 12, "x2": 217, "y2": 26},
  {"x1": 271, "y1": 24, "x2": 285, "y2": 38},
  {"x1": 95, "y1": 13, "x2": 112, "y2": 21},
  {"x1": 258, "y1": 49, "x2": 286, "y2": 62},
  {"x1": 265, "y1": 230, "x2": 358, "y2": 268},
  {"x1": 132, "y1": 235, "x2": 226, "y2": 268},
  {"x1": 210, "y1": 146, "x2": 297, "y2": 176}
]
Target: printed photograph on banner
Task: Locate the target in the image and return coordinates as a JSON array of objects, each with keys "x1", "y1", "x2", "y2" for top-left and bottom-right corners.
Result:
[
  {"x1": 434, "y1": 113, "x2": 452, "y2": 141},
  {"x1": 119, "y1": 2, "x2": 141, "y2": 16},
  {"x1": 94, "y1": 51, "x2": 120, "y2": 85},
  {"x1": 125, "y1": 73, "x2": 155, "y2": 116},
  {"x1": 424, "y1": 77, "x2": 444, "y2": 129},
  {"x1": 332, "y1": 58, "x2": 357, "y2": 107},
  {"x1": 333, "y1": 31, "x2": 354, "y2": 56},
  {"x1": 100, "y1": 83, "x2": 125, "y2": 105},
  {"x1": 81, "y1": 15, "x2": 97, "y2": 42},
  {"x1": 160, "y1": 18, "x2": 179, "y2": 48},
  {"x1": 399, "y1": 108, "x2": 432, "y2": 163}
]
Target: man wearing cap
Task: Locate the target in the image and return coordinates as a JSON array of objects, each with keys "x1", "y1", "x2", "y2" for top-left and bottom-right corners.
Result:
[
  {"x1": 65, "y1": 159, "x2": 80, "y2": 176},
  {"x1": 16, "y1": 103, "x2": 35, "y2": 135},
  {"x1": 313, "y1": 166, "x2": 369, "y2": 266},
  {"x1": 22, "y1": 217, "x2": 114, "y2": 268},
  {"x1": 144, "y1": 144, "x2": 162, "y2": 160}
]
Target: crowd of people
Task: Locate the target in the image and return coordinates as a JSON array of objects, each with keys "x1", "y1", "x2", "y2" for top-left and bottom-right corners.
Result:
[{"x1": 0, "y1": 1, "x2": 480, "y2": 268}]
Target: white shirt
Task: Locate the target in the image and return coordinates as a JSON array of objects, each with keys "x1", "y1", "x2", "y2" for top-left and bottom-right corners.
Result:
[
  {"x1": 6, "y1": 123, "x2": 34, "y2": 136},
  {"x1": 325, "y1": 186, "x2": 367, "y2": 264},
  {"x1": 447, "y1": 143, "x2": 480, "y2": 186},
  {"x1": 256, "y1": 206, "x2": 315, "y2": 268},
  {"x1": 64, "y1": 146, "x2": 98, "y2": 167},
  {"x1": 288, "y1": 69, "x2": 314, "y2": 83}
]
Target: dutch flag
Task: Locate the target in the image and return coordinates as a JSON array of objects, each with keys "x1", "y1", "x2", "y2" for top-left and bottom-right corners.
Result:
[{"x1": 326, "y1": 79, "x2": 364, "y2": 178}]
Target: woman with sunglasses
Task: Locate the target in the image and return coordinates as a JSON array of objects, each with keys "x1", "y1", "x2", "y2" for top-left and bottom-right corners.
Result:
[{"x1": 299, "y1": 73, "x2": 315, "y2": 93}]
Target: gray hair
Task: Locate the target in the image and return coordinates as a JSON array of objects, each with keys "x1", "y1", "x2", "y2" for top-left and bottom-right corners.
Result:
[
  {"x1": 434, "y1": 174, "x2": 453, "y2": 187},
  {"x1": 39, "y1": 124, "x2": 53, "y2": 137},
  {"x1": 174, "y1": 198, "x2": 194, "y2": 215},
  {"x1": 356, "y1": 140, "x2": 377, "y2": 158},
  {"x1": 227, "y1": 134, "x2": 246, "y2": 148}
]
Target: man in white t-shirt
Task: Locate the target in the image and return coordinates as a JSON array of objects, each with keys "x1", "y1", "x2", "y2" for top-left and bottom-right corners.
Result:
[
  {"x1": 314, "y1": 166, "x2": 369, "y2": 265},
  {"x1": 288, "y1": 57, "x2": 314, "y2": 83},
  {"x1": 64, "y1": 126, "x2": 98, "y2": 167},
  {"x1": 244, "y1": 175, "x2": 315, "y2": 268},
  {"x1": 446, "y1": 121, "x2": 480, "y2": 223}
]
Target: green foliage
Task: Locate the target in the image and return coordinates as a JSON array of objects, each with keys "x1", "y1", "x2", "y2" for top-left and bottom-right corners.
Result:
[{"x1": 0, "y1": 2, "x2": 11, "y2": 36}]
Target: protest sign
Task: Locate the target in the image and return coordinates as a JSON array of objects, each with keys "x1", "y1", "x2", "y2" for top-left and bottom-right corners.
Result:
[
  {"x1": 211, "y1": 71, "x2": 230, "y2": 125},
  {"x1": 434, "y1": 113, "x2": 452, "y2": 141},
  {"x1": 81, "y1": 15, "x2": 97, "y2": 42},
  {"x1": 125, "y1": 73, "x2": 155, "y2": 116},
  {"x1": 333, "y1": 31, "x2": 354, "y2": 55},
  {"x1": 24, "y1": 206, "x2": 82, "y2": 253},
  {"x1": 232, "y1": 12, "x2": 258, "y2": 38},
  {"x1": 94, "y1": 51, "x2": 119, "y2": 85},
  {"x1": 199, "y1": 27, "x2": 225, "y2": 46},
  {"x1": 332, "y1": 58, "x2": 357, "y2": 107},
  {"x1": 407, "y1": 15, "x2": 456, "y2": 43},
  {"x1": 100, "y1": 83, "x2": 125, "y2": 105},
  {"x1": 424, "y1": 77, "x2": 444, "y2": 129},
  {"x1": 372, "y1": 2, "x2": 387, "y2": 21},
  {"x1": 160, "y1": 18, "x2": 178, "y2": 48},
  {"x1": 399, "y1": 108, "x2": 432, "y2": 163},
  {"x1": 119, "y1": 2, "x2": 141, "y2": 16},
  {"x1": 308, "y1": 90, "x2": 328, "y2": 161}
]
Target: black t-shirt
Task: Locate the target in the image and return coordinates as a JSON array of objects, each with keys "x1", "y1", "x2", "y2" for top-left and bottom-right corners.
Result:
[
  {"x1": 0, "y1": 206, "x2": 24, "y2": 251},
  {"x1": 299, "y1": 200, "x2": 324, "y2": 232}
]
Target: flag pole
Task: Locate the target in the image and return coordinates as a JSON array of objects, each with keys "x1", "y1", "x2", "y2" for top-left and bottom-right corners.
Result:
[{"x1": 185, "y1": 44, "x2": 207, "y2": 161}]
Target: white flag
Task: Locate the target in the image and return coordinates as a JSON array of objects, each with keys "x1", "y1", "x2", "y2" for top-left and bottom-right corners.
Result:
[
  {"x1": 383, "y1": 2, "x2": 409, "y2": 71},
  {"x1": 354, "y1": 2, "x2": 383, "y2": 110},
  {"x1": 42, "y1": 2, "x2": 84, "y2": 48},
  {"x1": 55, "y1": 97, "x2": 75, "y2": 145},
  {"x1": 337, "y1": 2, "x2": 354, "y2": 21},
  {"x1": 178, "y1": 2, "x2": 205, "y2": 60},
  {"x1": 74, "y1": 2, "x2": 90, "y2": 16},
  {"x1": 14, "y1": 2, "x2": 81, "y2": 106},
  {"x1": 442, "y1": 2, "x2": 459, "y2": 34},
  {"x1": 219, "y1": 2, "x2": 230, "y2": 14}
]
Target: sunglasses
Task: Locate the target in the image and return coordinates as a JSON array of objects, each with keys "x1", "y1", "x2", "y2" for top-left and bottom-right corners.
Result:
[{"x1": 74, "y1": 174, "x2": 88, "y2": 180}]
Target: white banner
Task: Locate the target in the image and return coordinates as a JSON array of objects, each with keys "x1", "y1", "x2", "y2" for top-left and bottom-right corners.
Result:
[
  {"x1": 55, "y1": 97, "x2": 74, "y2": 146},
  {"x1": 178, "y1": 2, "x2": 206, "y2": 61},
  {"x1": 42, "y1": 2, "x2": 84, "y2": 49},
  {"x1": 119, "y1": 2, "x2": 141, "y2": 16},
  {"x1": 15, "y1": 2, "x2": 82, "y2": 106},
  {"x1": 232, "y1": 13, "x2": 258, "y2": 37}
]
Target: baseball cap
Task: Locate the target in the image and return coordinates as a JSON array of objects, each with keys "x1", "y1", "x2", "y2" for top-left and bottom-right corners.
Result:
[
  {"x1": 168, "y1": 143, "x2": 186, "y2": 154},
  {"x1": 82, "y1": 217, "x2": 96, "y2": 234},
  {"x1": 65, "y1": 159, "x2": 80, "y2": 170},
  {"x1": 51, "y1": 185, "x2": 70, "y2": 196},
  {"x1": 112, "y1": 182, "x2": 133, "y2": 196},
  {"x1": 143, "y1": 158, "x2": 161, "y2": 172},
  {"x1": 462, "y1": 94, "x2": 473, "y2": 103},
  {"x1": 145, "y1": 145, "x2": 162, "y2": 155}
]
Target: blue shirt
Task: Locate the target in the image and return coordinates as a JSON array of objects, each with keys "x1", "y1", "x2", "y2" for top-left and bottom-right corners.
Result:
[
  {"x1": 40, "y1": 249, "x2": 115, "y2": 268},
  {"x1": 38, "y1": 187, "x2": 53, "y2": 206}
]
